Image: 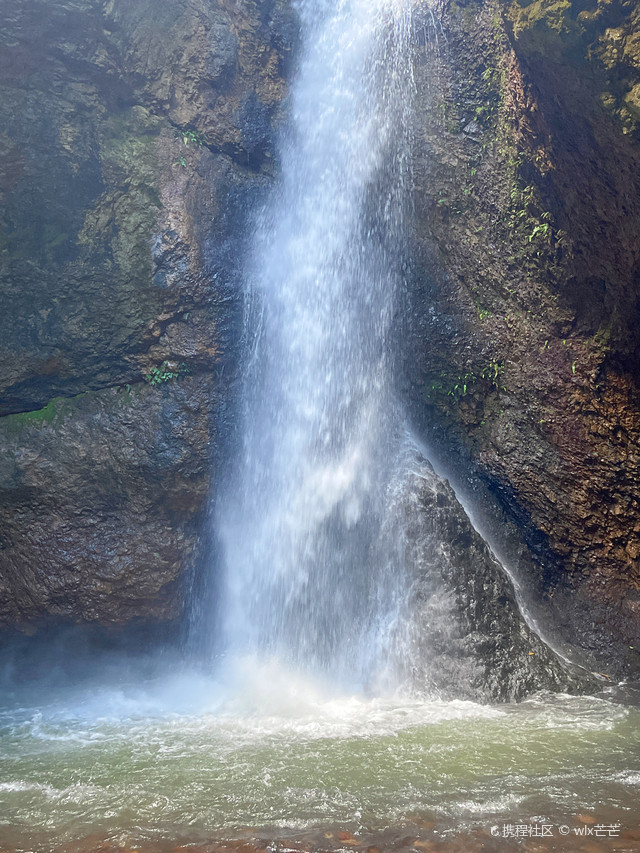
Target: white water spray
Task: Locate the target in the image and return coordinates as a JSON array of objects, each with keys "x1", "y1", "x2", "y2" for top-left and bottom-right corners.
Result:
[{"x1": 214, "y1": 0, "x2": 420, "y2": 691}]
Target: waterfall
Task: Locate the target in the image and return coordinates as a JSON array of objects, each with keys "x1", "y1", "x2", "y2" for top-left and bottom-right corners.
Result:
[{"x1": 212, "y1": 0, "x2": 418, "y2": 691}]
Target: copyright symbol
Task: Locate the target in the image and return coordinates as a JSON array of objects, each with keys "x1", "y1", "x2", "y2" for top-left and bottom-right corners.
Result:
[
  {"x1": 559, "y1": 825, "x2": 570, "y2": 836},
  {"x1": 490, "y1": 827, "x2": 500, "y2": 837}
]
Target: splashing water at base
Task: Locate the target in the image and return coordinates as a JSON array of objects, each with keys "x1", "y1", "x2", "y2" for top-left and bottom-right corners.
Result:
[{"x1": 1, "y1": 665, "x2": 639, "y2": 852}]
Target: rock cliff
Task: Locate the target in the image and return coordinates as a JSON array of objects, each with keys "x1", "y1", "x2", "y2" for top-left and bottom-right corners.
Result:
[
  {"x1": 0, "y1": 0, "x2": 292, "y2": 629},
  {"x1": 408, "y1": 0, "x2": 640, "y2": 678}
]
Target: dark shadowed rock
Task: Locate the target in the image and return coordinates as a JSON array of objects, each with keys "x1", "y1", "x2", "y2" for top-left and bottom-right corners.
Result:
[
  {"x1": 0, "y1": 379, "x2": 213, "y2": 626},
  {"x1": 1, "y1": 0, "x2": 638, "y2": 696},
  {"x1": 406, "y1": 0, "x2": 640, "y2": 680},
  {"x1": 206, "y1": 23, "x2": 239, "y2": 86}
]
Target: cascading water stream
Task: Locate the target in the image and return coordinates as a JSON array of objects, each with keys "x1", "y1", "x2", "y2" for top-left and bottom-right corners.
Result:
[
  {"x1": 189, "y1": 0, "x2": 584, "y2": 706},
  {"x1": 214, "y1": 0, "x2": 418, "y2": 690}
]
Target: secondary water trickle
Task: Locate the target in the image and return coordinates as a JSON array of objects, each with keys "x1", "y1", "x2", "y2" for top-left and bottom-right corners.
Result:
[{"x1": 212, "y1": 0, "x2": 420, "y2": 691}]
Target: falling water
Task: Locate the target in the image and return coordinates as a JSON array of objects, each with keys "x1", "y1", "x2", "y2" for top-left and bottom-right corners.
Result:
[{"x1": 215, "y1": 0, "x2": 418, "y2": 690}]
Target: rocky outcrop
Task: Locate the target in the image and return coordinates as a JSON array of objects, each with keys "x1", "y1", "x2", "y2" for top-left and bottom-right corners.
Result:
[
  {"x1": 0, "y1": 382, "x2": 212, "y2": 626},
  {"x1": 0, "y1": 0, "x2": 292, "y2": 629},
  {"x1": 407, "y1": 0, "x2": 640, "y2": 679},
  {"x1": 388, "y1": 453, "x2": 588, "y2": 701}
]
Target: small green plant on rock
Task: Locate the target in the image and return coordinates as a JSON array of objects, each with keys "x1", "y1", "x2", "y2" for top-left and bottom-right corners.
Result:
[
  {"x1": 177, "y1": 128, "x2": 208, "y2": 148},
  {"x1": 173, "y1": 127, "x2": 208, "y2": 168},
  {"x1": 481, "y1": 360, "x2": 506, "y2": 390},
  {"x1": 528, "y1": 222, "x2": 550, "y2": 242},
  {"x1": 144, "y1": 361, "x2": 190, "y2": 386},
  {"x1": 427, "y1": 371, "x2": 477, "y2": 401}
]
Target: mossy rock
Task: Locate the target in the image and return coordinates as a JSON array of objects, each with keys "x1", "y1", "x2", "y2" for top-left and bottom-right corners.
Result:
[{"x1": 507, "y1": 0, "x2": 585, "y2": 58}]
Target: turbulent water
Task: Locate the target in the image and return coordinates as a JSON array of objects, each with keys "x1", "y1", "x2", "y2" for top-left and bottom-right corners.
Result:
[
  {"x1": 210, "y1": 0, "x2": 422, "y2": 691},
  {"x1": 1, "y1": 666, "x2": 639, "y2": 852}
]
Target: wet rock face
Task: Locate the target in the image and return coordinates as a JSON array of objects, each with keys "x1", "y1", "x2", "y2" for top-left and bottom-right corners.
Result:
[
  {"x1": 0, "y1": 0, "x2": 636, "y2": 693},
  {"x1": 0, "y1": 382, "x2": 211, "y2": 626},
  {"x1": 407, "y1": 0, "x2": 640, "y2": 678},
  {"x1": 0, "y1": 0, "x2": 291, "y2": 629},
  {"x1": 390, "y1": 456, "x2": 582, "y2": 701}
]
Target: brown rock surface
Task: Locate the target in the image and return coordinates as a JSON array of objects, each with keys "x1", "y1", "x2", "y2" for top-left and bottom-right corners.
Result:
[
  {"x1": 2, "y1": 0, "x2": 640, "y2": 679},
  {"x1": 0, "y1": 0, "x2": 291, "y2": 629},
  {"x1": 407, "y1": 0, "x2": 640, "y2": 677}
]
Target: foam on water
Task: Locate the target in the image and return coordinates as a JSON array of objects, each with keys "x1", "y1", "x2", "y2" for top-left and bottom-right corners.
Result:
[
  {"x1": 1, "y1": 663, "x2": 638, "y2": 853},
  {"x1": 0, "y1": 658, "x2": 504, "y2": 742}
]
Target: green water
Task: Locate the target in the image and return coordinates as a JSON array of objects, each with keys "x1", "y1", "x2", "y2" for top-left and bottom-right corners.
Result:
[{"x1": 1, "y1": 661, "x2": 639, "y2": 851}]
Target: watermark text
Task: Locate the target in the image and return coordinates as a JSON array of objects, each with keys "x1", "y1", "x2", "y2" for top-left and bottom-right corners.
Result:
[{"x1": 490, "y1": 822, "x2": 621, "y2": 839}]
